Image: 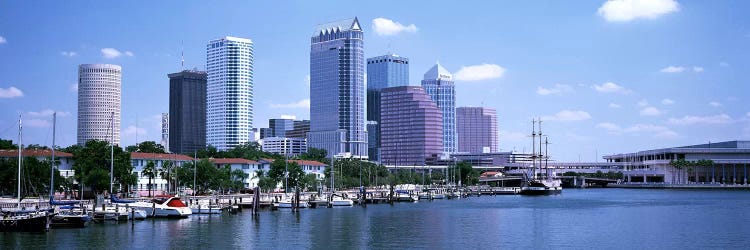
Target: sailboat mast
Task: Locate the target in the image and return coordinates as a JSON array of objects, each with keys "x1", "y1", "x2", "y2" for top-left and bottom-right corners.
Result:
[
  {"x1": 18, "y1": 115, "x2": 22, "y2": 206},
  {"x1": 193, "y1": 151, "x2": 196, "y2": 195},
  {"x1": 531, "y1": 119, "x2": 536, "y2": 180},
  {"x1": 50, "y1": 112, "x2": 56, "y2": 199},
  {"x1": 539, "y1": 119, "x2": 543, "y2": 180},
  {"x1": 110, "y1": 111, "x2": 114, "y2": 195},
  {"x1": 545, "y1": 136, "x2": 549, "y2": 180}
]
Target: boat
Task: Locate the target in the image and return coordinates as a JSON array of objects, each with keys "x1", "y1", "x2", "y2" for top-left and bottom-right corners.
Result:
[
  {"x1": 190, "y1": 202, "x2": 223, "y2": 214},
  {"x1": 329, "y1": 194, "x2": 353, "y2": 207},
  {"x1": 491, "y1": 187, "x2": 521, "y2": 195},
  {"x1": 0, "y1": 116, "x2": 51, "y2": 232},
  {"x1": 127, "y1": 196, "x2": 192, "y2": 218},
  {"x1": 519, "y1": 119, "x2": 563, "y2": 196},
  {"x1": 395, "y1": 190, "x2": 419, "y2": 202},
  {"x1": 431, "y1": 193, "x2": 446, "y2": 199},
  {"x1": 277, "y1": 197, "x2": 309, "y2": 209},
  {"x1": 48, "y1": 112, "x2": 92, "y2": 228}
]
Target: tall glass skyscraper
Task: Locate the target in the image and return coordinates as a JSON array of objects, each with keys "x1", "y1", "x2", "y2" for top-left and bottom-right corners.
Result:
[
  {"x1": 168, "y1": 70, "x2": 207, "y2": 154},
  {"x1": 381, "y1": 86, "x2": 443, "y2": 166},
  {"x1": 77, "y1": 64, "x2": 121, "y2": 145},
  {"x1": 421, "y1": 63, "x2": 456, "y2": 154},
  {"x1": 206, "y1": 36, "x2": 254, "y2": 151},
  {"x1": 309, "y1": 18, "x2": 367, "y2": 158},
  {"x1": 457, "y1": 107, "x2": 498, "y2": 153},
  {"x1": 366, "y1": 54, "x2": 409, "y2": 162}
]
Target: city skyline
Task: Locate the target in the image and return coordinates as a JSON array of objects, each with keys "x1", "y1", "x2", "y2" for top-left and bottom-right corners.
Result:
[{"x1": 1, "y1": 1, "x2": 749, "y2": 161}]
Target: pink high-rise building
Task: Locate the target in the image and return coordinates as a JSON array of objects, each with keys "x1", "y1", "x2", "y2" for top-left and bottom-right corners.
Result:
[{"x1": 380, "y1": 86, "x2": 443, "y2": 166}]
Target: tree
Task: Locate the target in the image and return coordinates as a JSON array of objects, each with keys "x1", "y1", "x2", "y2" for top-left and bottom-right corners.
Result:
[
  {"x1": 231, "y1": 169, "x2": 249, "y2": 191},
  {"x1": 70, "y1": 140, "x2": 132, "y2": 195},
  {"x1": 299, "y1": 147, "x2": 329, "y2": 164},
  {"x1": 0, "y1": 139, "x2": 15, "y2": 150},
  {"x1": 142, "y1": 161, "x2": 157, "y2": 197},
  {"x1": 253, "y1": 170, "x2": 277, "y2": 193},
  {"x1": 126, "y1": 141, "x2": 166, "y2": 154}
]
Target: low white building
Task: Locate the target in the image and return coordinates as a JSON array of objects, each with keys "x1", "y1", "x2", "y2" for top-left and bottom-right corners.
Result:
[
  {"x1": 130, "y1": 152, "x2": 194, "y2": 196},
  {"x1": 209, "y1": 158, "x2": 261, "y2": 188},
  {"x1": 261, "y1": 137, "x2": 307, "y2": 157},
  {"x1": 0, "y1": 149, "x2": 75, "y2": 178}
]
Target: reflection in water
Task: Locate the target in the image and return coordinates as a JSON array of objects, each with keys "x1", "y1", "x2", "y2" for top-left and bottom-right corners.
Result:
[{"x1": 3, "y1": 189, "x2": 750, "y2": 249}]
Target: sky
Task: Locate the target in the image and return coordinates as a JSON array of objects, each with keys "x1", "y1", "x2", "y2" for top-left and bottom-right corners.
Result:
[{"x1": 0, "y1": 0, "x2": 749, "y2": 161}]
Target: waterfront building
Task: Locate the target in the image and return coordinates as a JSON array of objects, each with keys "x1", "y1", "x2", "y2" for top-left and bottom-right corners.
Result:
[
  {"x1": 604, "y1": 140, "x2": 750, "y2": 185},
  {"x1": 130, "y1": 152, "x2": 194, "y2": 196},
  {"x1": 77, "y1": 64, "x2": 121, "y2": 145},
  {"x1": 206, "y1": 36, "x2": 254, "y2": 151},
  {"x1": 287, "y1": 120, "x2": 310, "y2": 139},
  {"x1": 209, "y1": 158, "x2": 260, "y2": 188},
  {"x1": 421, "y1": 63, "x2": 456, "y2": 154},
  {"x1": 366, "y1": 54, "x2": 409, "y2": 162},
  {"x1": 261, "y1": 137, "x2": 307, "y2": 157},
  {"x1": 0, "y1": 149, "x2": 75, "y2": 178},
  {"x1": 456, "y1": 107, "x2": 498, "y2": 153},
  {"x1": 380, "y1": 86, "x2": 443, "y2": 166},
  {"x1": 309, "y1": 17, "x2": 367, "y2": 159},
  {"x1": 168, "y1": 70, "x2": 207, "y2": 154},
  {"x1": 269, "y1": 119, "x2": 294, "y2": 138}
]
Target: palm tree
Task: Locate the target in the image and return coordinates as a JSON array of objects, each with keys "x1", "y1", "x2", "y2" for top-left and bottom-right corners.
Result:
[
  {"x1": 142, "y1": 160, "x2": 156, "y2": 197},
  {"x1": 159, "y1": 161, "x2": 173, "y2": 194}
]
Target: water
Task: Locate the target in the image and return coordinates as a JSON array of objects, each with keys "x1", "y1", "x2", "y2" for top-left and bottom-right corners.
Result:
[{"x1": 3, "y1": 189, "x2": 750, "y2": 249}]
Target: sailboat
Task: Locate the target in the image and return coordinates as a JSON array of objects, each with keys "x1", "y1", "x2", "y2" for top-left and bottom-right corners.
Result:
[
  {"x1": 519, "y1": 119, "x2": 562, "y2": 195},
  {"x1": 0, "y1": 115, "x2": 51, "y2": 232},
  {"x1": 92, "y1": 112, "x2": 137, "y2": 221},
  {"x1": 48, "y1": 112, "x2": 92, "y2": 228}
]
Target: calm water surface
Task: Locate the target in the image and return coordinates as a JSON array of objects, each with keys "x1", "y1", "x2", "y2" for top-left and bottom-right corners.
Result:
[{"x1": 2, "y1": 189, "x2": 750, "y2": 249}]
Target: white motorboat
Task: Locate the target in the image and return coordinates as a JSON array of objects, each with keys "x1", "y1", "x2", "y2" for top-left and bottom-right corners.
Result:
[
  {"x1": 128, "y1": 196, "x2": 192, "y2": 218},
  {"x1": 190, "y1": 204, "x2": 223, "y2": 214},
  {"x1": 277, "y1": 197, "x2": 309, "y2": 209},
  {"x1": 330, "y1": 195, "x2": 353, "y2": 206}
]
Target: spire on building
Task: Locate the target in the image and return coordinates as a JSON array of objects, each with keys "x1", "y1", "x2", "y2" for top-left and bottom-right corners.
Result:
[{"x1": 423, "y1": 63, "x2": 452, "y2": 81}]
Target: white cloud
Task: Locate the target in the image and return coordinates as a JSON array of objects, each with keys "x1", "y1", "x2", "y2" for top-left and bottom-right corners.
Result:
[
  {"x1": 593, "y1": 82, "x2": 631, "y2": 94},
  {"x1": 372, "y1": 18, "x2": 418, "y2": 36},
  {"x1": 598, "y1": 0, "x2": 679, "y2": 22},
  {"x1": 668, "y1": 114, "x2": 733, "y2": 125},
  {"x1": 70, "y1": 83, "x2": 78, "y2": 92},
  {"x1": 270, "y1": 99, "x2": 310, "y2": 109},
  {"x1": 500, "y1": 131, "x2": 527, "y2": 142},
  {"x1": 709, "y1": 101, "x2": 722, "y2": 107},
  {"x1": 542, "y1": 110, "x2": 592, "y2": 122},
  {"x1": 597, "y1": 122, "x2": 622, "y2": 133},
  {"x1": 60, "y1": 51, "x2": 77, "y2": 57},
  {"x1": 536, "y1": 84, "x2": 573, "y2": 96},
  {"x1": 0, "y1": 36, "x2": 6, "y2": 44},
  {"x1": 661, "y1": 98, "x2": 674, "y2": 105},
  {"x1": 27, "y1": 109, "x2": 70, "y2": 117},
  {"x1": 640, "y1": 106, "x2": 662, "y2": 116},
  {"x1": 0, "y1": 86, "x2": 23, "y2": 98},
  {"x1": 124, "y1": 51, "x2": 134, "y2": 57},
  {"x1": 637, "y1": 100, "x2": 649, "y2": 107},
  {"x1": 608, "y1": 103, "x2": 621, "y2": 108},
  {"x1": 101, "y1": 48, "x2": 122, "y2": 58},
  {"x1": 123, "y1": 125, "x2": 147, "y2": 137},
  {"x1": 280, "y1": 115, "x2": 297, "y2": 120},
  {"x1": 692, "y1": 66, "x2": 704, "y2": 73},
  {"x1": 660, "y1": 66, "x2": 684, "y2": 73},
  {"x1": 25, "y1": 119, "x2": 51, "y2": 128},
  {"x1": 453, "y1": 64, "x2": 506, "y2": 81}
]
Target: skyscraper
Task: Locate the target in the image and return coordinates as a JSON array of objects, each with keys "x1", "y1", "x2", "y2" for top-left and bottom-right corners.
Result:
[
  {"x1": 421, "y1": 63, "x2": 456, "y2": 154},
  {"x1": 309, "y1": 18, "x2": 367, "y2": 158},
  {"x1": 269, "y1": 118, "x2": 294, "y2": 138},
  {"x1": 366, "y1": 54, "x2": 409, "y2": 162},
  {"x1": 457, "y1": 107, "x2": 498, "y2": 153},
  {"x1": 77, "y1": 64, "x2": 121, "y2": 145},
  {"x1": 168, "y1": 70, "x2": 207, "y2": 154},
  {"x1": 161, "y1": 113, "x2": 169, "y2": 152},
  {"x1": 206, "y1": 36, "x2": 254, "y2": 151},
  {"x1": 381, "y1": 86, "x2": 443, "y2": 166}
]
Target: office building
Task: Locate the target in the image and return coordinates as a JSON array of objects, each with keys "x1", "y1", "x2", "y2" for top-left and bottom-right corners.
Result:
[
  {"x1": 366, "y1": 54, "x2": 409, "y2": 162},
  {"x1": 287, "y1": 120, "x2": 310, "y2": 139},
  {"x1": 168, "y1": 70, "x2": 207, "y2": 154},
  {"x1": 380, "y1": 86, "x2": 443, "y2": 166},
  {"x1": 269, "y1": 118, "x2": 294, "y2": 138},
  {"x1": 206, "y1": 36, "x2": 254, "y2": 151},
  {"x1": 261, "y1": 137, "x2": 308, "y2": 157},
  {"x1": 308, "y1": 17, "x2": 367, "y2": 158},
  {"x1": 421, "y1": 63, "x2": 456, "y2": 154},
  {"x1": 457, "y1": 107, "x2": 498, "y2": 153},
  {"x1": 77, "y1": 64, "x2": 121, "y2": 145}
]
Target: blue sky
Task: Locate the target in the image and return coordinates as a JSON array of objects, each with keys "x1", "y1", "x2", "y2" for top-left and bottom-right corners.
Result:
[{"x1": 0, "y1": 0, "x2": 748, "y2": 161}]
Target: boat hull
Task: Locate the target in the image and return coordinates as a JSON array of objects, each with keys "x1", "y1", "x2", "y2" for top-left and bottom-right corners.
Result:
[
  {"x1": 50, "y1": 215, "x2": 90, "y2": 228},
  {"x1": 0, "y1": 213, "x2": 50, "y2": 232},
  {"x1": 519, "y1": 186, "x2": 562, "y2": 196}
]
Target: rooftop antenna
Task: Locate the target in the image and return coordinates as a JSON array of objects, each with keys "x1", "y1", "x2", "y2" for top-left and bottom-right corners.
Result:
[{"x1": 181, "y1": 40, "x2": 185, "y2": 71}]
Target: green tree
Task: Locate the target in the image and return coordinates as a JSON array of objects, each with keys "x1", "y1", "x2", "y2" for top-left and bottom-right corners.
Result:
[
  {"x1": 142, "y1": 161, "x2": 157, "y2": 197},
  {"x1": 126, "y1": 141, "x2": 166, "y2": 153},
  {"x1": 298, "y1": 147, "x2": 329, "y2": 164},
  {"x1": 70, "y1": 140, "x2": 132, "y2": 195},
  {"x1": 0, "y1": 139, "x2": 15, "y2": 150}
]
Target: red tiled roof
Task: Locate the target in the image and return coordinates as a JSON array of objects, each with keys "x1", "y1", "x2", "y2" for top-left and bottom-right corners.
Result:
[
  {"x1": 0, "y1": 149, "x2": 73, "y2": 158},
  {"x1": 130, "y1": 152, "x2": 194, "y2": 161},
  {"x1": 289, "y1": 160, "x2": 327, "y2": 167},
  {"x1": 210, "y1": 158, "x2": 259, "y2": 165}
]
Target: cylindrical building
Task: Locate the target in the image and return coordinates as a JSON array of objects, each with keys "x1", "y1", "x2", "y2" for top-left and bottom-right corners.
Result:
[{"x1": 77, "y1": 64, "x2": 121, "y2": 145}]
